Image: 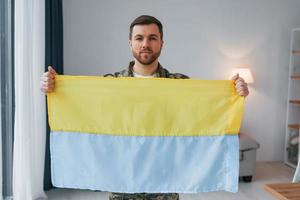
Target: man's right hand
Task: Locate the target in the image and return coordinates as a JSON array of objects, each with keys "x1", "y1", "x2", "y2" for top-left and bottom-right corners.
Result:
[{"x1": 40, "y1": 66, "x2": 57, "y2": 94}]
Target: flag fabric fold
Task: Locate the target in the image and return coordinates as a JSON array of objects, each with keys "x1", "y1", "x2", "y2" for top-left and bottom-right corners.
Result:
[{"x1": 47, "y1": 75, "x2": 244, "y2": 193}]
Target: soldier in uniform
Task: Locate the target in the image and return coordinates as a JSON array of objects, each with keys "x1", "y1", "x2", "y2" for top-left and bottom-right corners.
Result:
[{"x1": 40, "y1": 15, "x2": 249, "y2": 200}]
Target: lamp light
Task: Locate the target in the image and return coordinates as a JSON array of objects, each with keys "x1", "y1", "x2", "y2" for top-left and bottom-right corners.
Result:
[{"x1": 230, "y1": 68, "x2": 254, "y2": 83}]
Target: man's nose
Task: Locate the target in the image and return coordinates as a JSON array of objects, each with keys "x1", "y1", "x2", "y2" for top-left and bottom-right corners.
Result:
[{"x1": 142, "y1": 39, "x2": 150, "y2": 48}]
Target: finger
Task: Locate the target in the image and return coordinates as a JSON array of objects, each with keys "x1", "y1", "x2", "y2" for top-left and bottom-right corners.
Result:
[
  {"x1": 48, "y1": 72, "x2": 55, "y2": 79},
  {"x1": 42, "y1": 71, "x2": 55, "y2": 79},
  {"x1": 42, "y1": 76, "x2": 55, "y2": 84},
  {"x1": 40, "y1": 87, "x2": 53, "y2": 93},
  {"x1": 40, "y1": 87, "x2": 46, "y2": 93},
  {"x1": 237, "y1": 87, "x2": 248, "y2": 93},
  {"x1": 43, "y1": 82, "x2": 54, "y2": 88},
  {"x1": 236, "y1": 88, "x2": 246, "y2": 96},
  {"x1": 45, "y1": 72, "x2": 56, "y2": 80},
  {"x1": 42, "y1": 86, "x2": 54, "y2": 93},
  {"x1": 237, "y1": 88, "x2": 249, "y2": 97},
  {"x1": 235, "y1": 81, "x2": 247, "y2": 89},
  {"x1": 42, "y1": 75, "x2": 50, "y2": 81},
  {"x1": 244, "y1": 90, "x2": 249, "y2": 97},
  {"x1": 238, "y1": 91, "x2": 245, "y2": 97},
  {"x1": 231, "y1": 73, "x2": 239, "y2": 81},
  {"x1": 48, "y1": 66, "x2": 57, "y2": 75},
  {"x1": 235, "y1": 77, "x2": 245, "y2": 84},
  {"x1": 239, "y1": 90, "x2": 249, "y2": 97},
  {"x1": 236, "y1": 84, "x2": 248, "y2": 92}
]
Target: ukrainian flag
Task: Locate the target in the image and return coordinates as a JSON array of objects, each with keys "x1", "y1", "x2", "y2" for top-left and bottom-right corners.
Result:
[{"x1": 48, "y1": 75, "x2": 244, "y2": 193}]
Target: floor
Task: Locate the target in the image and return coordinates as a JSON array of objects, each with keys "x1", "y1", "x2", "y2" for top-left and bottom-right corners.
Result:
[{"x1": 46, "y1": 162, "x2": 295, "y2": 200}]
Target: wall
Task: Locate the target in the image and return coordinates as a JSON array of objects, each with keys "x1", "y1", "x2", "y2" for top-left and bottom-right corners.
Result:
[{"x1": 63, "y1": 0, "x2": 300, "y2": 161}]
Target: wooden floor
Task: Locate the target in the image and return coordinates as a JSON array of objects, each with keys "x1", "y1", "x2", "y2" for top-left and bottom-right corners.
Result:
[
  {"x1": 46, "y1": 162, "x2": 295, "y2": 200},
  {"x1": 264, "y1": 183, "x2": 300, "y2": 200}
]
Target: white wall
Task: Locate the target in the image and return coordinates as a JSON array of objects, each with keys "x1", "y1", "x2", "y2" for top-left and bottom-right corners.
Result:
[{"x1": 63, "y1": 0, "x2": 300, "y2": 161}]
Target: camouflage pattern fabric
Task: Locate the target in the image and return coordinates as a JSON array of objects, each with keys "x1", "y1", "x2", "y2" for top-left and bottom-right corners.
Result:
[
  {"x1": 104, "y1": 61, "x2": 189, "y2": 79},
  {"x1": 105, "y1": 61, "x2": 188, "y2": 200},
  {"x1": 109, "y1": 192, "x2": 179, "y2": 200}
]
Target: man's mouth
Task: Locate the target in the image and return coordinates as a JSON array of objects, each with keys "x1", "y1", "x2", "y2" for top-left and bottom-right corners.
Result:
[{"x1": 140, "y1": 51, "x2": 152, "y2": 54}]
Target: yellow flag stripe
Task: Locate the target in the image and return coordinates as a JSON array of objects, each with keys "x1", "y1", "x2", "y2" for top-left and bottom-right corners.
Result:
[{"x1": 47, "y1": 75, "x2": 244, "y2": 136}]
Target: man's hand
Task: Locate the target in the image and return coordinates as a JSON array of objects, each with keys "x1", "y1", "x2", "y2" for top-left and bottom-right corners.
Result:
[
  {"x1": 231, "y1": 74, "x2": 249, "y2": 97},
  {"x1": 40, "y1": 66, "x2": 57, "y2": 94}
]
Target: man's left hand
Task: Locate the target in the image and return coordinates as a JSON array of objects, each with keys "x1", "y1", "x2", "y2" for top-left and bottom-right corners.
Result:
[{"x1": 231, "y1": 74, "x2": 249, "y2": 97}]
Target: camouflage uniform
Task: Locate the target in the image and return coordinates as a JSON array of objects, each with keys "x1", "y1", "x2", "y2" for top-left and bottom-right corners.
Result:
[
  {"x1": 104, "y1": 61, "x2": 189, "y2": 79},
  {"x1": 109, "y1": 192, "x2": 180, "y2": 200},
  {"x1": 105, "y1": 61, "x2": 189, "y2": 200}
]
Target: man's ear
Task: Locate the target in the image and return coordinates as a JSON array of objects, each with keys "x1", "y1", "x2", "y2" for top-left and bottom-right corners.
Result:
[
  {"x1": 161, "y1": 40, "x2": 164, "y2": 49},
  {"x1": 129, "y1": 40, "x2": 132, "y2": 50}
]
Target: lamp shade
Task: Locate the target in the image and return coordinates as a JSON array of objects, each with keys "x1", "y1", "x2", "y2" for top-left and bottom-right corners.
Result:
[{"x1": 230, "y1": 68, "x2": 254, "y2": 83}]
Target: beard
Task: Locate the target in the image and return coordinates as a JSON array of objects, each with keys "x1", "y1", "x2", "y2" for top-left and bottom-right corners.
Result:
[{"x1": 132, "y1": 48, "x2": 162, "y2": 65}]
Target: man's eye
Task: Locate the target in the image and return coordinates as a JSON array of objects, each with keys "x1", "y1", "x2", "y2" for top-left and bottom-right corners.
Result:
[
  {"x1": 150, "y1": 37, "x2": 157, "y2": 41},
  {"x1": 136, "y1": 38, "x2": 142, "y2": 41}
]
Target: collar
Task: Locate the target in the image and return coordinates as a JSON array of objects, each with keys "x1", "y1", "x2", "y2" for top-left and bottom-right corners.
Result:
[{"x1": 128, "y1": 61, "x2": 167, "y2": 78}]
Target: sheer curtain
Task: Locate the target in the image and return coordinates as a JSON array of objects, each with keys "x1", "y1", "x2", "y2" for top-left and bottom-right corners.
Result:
[
  {"x1": 13, "y1": 0, "x2": 47, "y2": 199},
  {"x1": 293, "y1": 140, "x2": 300, "y2": 182}
]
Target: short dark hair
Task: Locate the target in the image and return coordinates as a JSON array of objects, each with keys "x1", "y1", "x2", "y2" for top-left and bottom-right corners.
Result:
[{"x1": 129, "y1": 15, "x2": 163, "y2": 40}]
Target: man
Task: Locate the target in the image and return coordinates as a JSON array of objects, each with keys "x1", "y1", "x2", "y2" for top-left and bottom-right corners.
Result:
[{"x1": 41, "y1": 15, "x2": 249, "y2": 200}]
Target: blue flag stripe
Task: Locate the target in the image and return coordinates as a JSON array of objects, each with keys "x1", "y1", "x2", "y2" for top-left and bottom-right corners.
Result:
[{"x1": 50, "y1": 131, "x2": 239, "y2": 193}]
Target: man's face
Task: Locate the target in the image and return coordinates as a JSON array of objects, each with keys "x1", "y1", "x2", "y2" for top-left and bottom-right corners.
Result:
[{"x1": 129, "y1": 24, "x2": 163, "y2": 65}]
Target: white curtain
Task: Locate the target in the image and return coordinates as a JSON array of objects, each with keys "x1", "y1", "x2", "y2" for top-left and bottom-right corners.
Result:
[
  {"x1": 13, "y1": 0, "x2": 47, "y2": 199},
  {"x1": 293, "y1": 135, "x2": 300, "y2": 182}
]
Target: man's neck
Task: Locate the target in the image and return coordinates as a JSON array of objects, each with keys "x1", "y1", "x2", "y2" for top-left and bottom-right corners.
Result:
[{"x1": 132, "y1": 59, "x2": 159, "y2": 76}]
